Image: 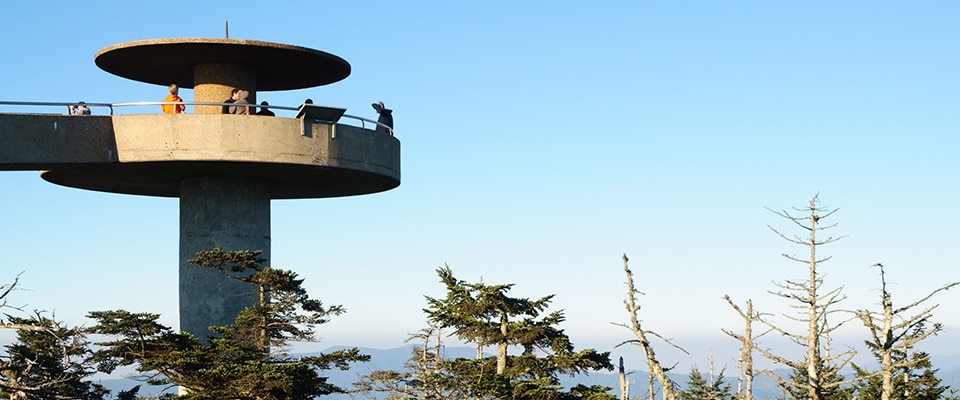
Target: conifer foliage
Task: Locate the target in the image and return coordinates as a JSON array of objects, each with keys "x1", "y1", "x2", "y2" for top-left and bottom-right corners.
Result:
[
  {"x1": 88, "y1": 248, "x2": 368, "y2": 400},
  {"x1": 851, "y1": 263, "x2": 959, "y2": 400},
  {"x1": 679, "y1": 366, "x2": 732, "y2": 400},
  {"x1": 0, "y1": 312, "x2": 108, "y2": 400},
  {"x1": 851, "y1": 346, "x2": 949, "y2": 400},
  {"x1": 358, "y1": 265, "x2": 614, "y2": 399}
]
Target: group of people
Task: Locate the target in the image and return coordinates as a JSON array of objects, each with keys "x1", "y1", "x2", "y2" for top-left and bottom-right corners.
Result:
[
  {"x1": 156, "y1": 84, "x2": 393, "y2": 132},
  {"x1": 68, "y1": 101, "x2": 91, "y2": 115},
  {"x1": 165, "y1": 84, "x2": 272, "y2": 116},
  {"x1": 220, "y1": 88, "x2": 260, "y2": 115},
  {"x1": 160, "y1": 84, "x2": 261, "y2": 115}
]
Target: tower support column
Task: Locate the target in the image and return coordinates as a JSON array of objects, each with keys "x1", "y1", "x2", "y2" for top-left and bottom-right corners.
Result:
[
  {"x1": 193, "y1": 63, "x2": 257, "y2": 114},
  {"x1": 179, "y1": 177, "x2": 270, "y2": 339}
]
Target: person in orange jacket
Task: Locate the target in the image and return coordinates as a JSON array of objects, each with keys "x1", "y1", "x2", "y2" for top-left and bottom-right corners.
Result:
[{"x1": 161, "y1": 84, "x2": 186, "y2": 114}]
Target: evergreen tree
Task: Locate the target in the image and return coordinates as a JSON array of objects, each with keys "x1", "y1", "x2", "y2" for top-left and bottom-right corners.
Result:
[
  {"x1": 779, "y1": 360, "x2": 853, "y2": 400},
  {"x1": 359, "y1": 265, "x2": 614, "y2": 399},
  {"x1": 679, "y1": 366, "x2": 732, "y2": 400},
  {"x1": 851, "y1": 328, "x2": 950, "y2": 400},
  {"x1": 189, "y1": 248, "x2": 345, "y2": 355},
  {"x1": 0, "y1": 312, "x2": 108, "y2": 400},
  {"x1": 852, "y1": 263, "x2": 958, "y2": 400},
  {"x1": 89, "y1": 248, "x2": 368, "y2": 399}
]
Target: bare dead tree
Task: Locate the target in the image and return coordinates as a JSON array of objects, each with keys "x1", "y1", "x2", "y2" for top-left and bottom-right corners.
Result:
[
  {"x1": 853, "y1": 263, "x2": 959, "y2": 400},
  {"x1": 709, "y1": 352, "x2": 716, "y2": 390},
  {"x1": 648, "y1": 373, "x2": 656, "y2": 400},
  {"x1": 0, "y1": 272, "x2": 24, "y2": 311},
  {"x1": 755, "y1": 195, "x2": 856, "y2": 400},
  {"x1": 0, "y1": 311, "x2": 101, "y2": 400},
  {"x1": 613, "y1": 253, "x2": 687, "y2": 400},
  {"x1": 351, "y1": 324, "x2": 454, "y2": 400},
  {"x1": 619, "y1": 356, "x2": 631, "y2": 400},
  {"x1": 722, "y1": 296, "x2": 771, "y2": 400}
]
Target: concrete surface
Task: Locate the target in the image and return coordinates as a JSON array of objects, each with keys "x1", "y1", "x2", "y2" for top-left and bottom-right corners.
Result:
[
  {"x1": 1, "y1": 110, "x2": 400, "y2": 339},
  {"x1": 2, "y1": 35, "x2": 396, "y2": 348},
  {"x1": 180, "y1": 177, "x2": 270, "y2": 340},
  {"x1": 94, "y1": 38, "x2": 350, "y2": 90},
  {"x1": 0, "y1": 114, "x2": 118, "y2": 168},
  {"x1": 0, "y1": 113, "x2": 401, "y2": 198}
]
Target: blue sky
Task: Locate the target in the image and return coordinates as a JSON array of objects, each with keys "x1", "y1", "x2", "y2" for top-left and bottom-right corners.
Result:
[{"x1": 2, "y1": 2, "x2": 959, "y2": 373}]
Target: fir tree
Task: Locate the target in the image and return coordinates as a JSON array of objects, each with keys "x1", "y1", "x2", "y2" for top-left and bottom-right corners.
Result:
[
  {"x1": 89, "y1": 248, "x2": 368, "y2": 399},
  {"x1": 679, "y1": 366, "x2": 732, "y2": 400},
  {"x1": 358, "y1": 265, "x2": 614, "y2": 399},
  {"x1": 0, "y1": 312, "x2": 108, "y2": 400},
  {"x1": 852, "y1": 263, "x2": 958, "y2": 400},
  {"x1": 779, "y1": 361, "x2": 854, "y2": 400},
  {"x1": 851, "y1": 327, "x2": 950, "y2": 400}
]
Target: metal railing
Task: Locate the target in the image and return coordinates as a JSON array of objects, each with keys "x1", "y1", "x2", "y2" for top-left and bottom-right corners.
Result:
[{"x1": 0, "y1": 100, "x2": 394, "y2": 136}]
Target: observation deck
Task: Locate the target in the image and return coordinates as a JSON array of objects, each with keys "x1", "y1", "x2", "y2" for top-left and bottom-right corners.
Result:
[
  {"x1": 0, "y1": 36, "x2": 401, "y2": 340},
  {"x1": 0, "y1": 111, "x2": 400, "y2": 198},
  {"x1": 0, "y1": 37, "x2": 399, "y2": 199}
]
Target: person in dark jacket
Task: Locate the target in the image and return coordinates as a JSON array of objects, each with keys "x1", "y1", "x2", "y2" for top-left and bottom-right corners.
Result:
[
  {"x1": 256, "y1": 101, "x2": 275, "y2": 116},
  {"x1": 221, "y1": 88, "x2": 239, "y2": 114},
  {"x1": 69, "y1": 101, "x2": 92, "y2": 115},
  {"x1": 372, "y1": 101, "x2": 393, "y2": 134}
]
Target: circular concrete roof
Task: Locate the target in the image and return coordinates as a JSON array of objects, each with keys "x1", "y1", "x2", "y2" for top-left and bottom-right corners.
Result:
[
  {"x1": 40, "y1": 161, "x2": 399, "y2": 199},
  {"x1": 94, "y1": 38, "x2": 351, "y2": 90}
]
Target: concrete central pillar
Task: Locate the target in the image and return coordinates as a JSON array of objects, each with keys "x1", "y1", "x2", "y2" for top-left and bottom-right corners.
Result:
[
  {"x1": 179, "y1": 177, "x2": 270, "y2": 339},
  {"x1": 193, "y1": 63, "x2": 257, "y2": 114}
]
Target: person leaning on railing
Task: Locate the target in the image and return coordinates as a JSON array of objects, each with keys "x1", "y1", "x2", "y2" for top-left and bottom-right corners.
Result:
[
  {"x1": 372, "y1": 101, "x2": 393, "y2": 134},
  {"x1": 229, "y1": 90, "x2": 250, "y2": 115},
  {"x1": 68, "y1": 101, "x2": 91, "y2": 115},
  {"x1": 256, "y1": 101, "x2": 275, "y2": 116},
  {"x1": 161, "y1": 84, "x2": 186, "y2": 114}
]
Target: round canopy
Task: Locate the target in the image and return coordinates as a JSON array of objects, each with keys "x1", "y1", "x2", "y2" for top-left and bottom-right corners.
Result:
[{"x1": 94, "y1": 38, "x2": 351, "y2": 90}]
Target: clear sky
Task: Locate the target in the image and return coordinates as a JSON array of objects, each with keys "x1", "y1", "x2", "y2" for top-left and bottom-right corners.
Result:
[{"x1": 1, "y1": 1, "x2": 959, "y2": 373}]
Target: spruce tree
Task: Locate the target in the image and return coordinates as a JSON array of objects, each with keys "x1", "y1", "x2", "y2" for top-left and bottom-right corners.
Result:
[
  {"x1": 780, "y1": 361, "x2": 854, "y2": 400},
  {"x1": 851, "y1": 328, "x2": 950, "y2": 400},
  {"x1": 89, "y1": 248, "x2": 368, "y2": 399},
  {"x1": 852, "y1": 263, "x2": 958, "y2": 400},
  {"x1": 0, "y1": 312, "x2": 107, "y2": 400},
  {"x1": 370, "y1": 265, "x2": 617, "y2": 399},
  {"x1": 679, "y1": 366, "x2": 732, "y2": 400}
]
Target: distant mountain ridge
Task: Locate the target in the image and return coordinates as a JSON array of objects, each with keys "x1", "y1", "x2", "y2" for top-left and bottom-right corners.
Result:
[
  {"x1": 315, "y1": 346, "x2": 960, "y2": 399},
  {"x1": 93, "y1": 346, "x2": 960, "y2": 400}
]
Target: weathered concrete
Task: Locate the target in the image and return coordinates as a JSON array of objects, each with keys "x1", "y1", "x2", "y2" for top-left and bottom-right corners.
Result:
[
  {"x1": 0, "y1": 113, "x2": 400, "y2": 198},
  {"x1": 94, "y1": 38, "x2": 350, "y2": 90},
  {"x1": 0, "y1": 114, "x2": 117, "y2": 169},
  {"x1": 3, "y1": 36, "x2": 395, "y2": 344},
  {"x1": 1, "y1": 111, "x2": 399, "y2": 339},
  {"x1": 194, "y1": 63, "x2": 257, "y2": 114},
  {"x1": 179, "y1": 177, "x2": 269, "y2": 340}
]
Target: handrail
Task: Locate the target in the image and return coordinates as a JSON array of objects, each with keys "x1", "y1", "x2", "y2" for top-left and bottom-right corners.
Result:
[
  {"x1": 0, "y1": 100, "x2": 116, "y2": 115},
  {"x1": 0, "y1": 100, "x2": 394, "y2": 136}
]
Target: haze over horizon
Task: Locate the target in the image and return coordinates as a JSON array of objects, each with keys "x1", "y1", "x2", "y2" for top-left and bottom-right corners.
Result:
[{"x1": 1, "y1": 1, "x2": 958, "y2": 375}]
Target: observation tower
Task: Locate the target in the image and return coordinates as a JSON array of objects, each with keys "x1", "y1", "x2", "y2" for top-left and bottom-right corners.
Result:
[{"x1": 0, "y1": 38, "x2": 401, "y2": 339}]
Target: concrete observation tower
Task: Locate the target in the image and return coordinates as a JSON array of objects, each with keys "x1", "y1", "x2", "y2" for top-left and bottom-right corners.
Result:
[{"x1": 0, "y1": 38, "x2": 401, "y2": 339}]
